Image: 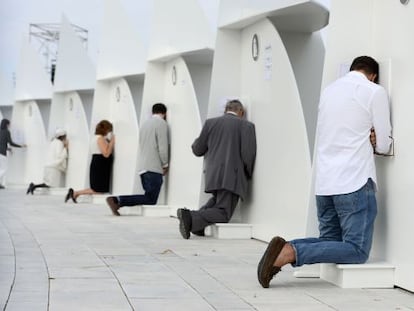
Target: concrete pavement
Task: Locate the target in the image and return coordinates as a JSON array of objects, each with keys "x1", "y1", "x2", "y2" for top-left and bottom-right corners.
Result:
[{"x1": 1, "y1": 188, "x2": 414, "y2": 310}]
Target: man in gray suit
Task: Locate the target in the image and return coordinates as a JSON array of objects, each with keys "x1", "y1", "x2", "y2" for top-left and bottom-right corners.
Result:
[
  {"x1": 106, "y1": 103, "x2": 169, "y2": 216},
  {"x1": 177, "y1": 100, "x2": 256, "y2": 239}
]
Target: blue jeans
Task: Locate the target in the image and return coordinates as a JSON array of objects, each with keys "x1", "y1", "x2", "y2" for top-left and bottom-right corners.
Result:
[
  {"x1": 290, "y1": 178, "x2": 377, "y2": 267},
  {"x1": 118, "y1": 172, "x2": 163, "y2": 207}
]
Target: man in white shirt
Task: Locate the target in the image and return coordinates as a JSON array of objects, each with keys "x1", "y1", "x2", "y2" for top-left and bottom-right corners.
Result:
[{"x1": 257, "y1": 56, "x2": 392, "y2": 288}]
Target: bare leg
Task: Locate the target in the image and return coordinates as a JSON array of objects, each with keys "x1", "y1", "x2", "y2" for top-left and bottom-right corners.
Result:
[
  {"x1": 73, "y1": 188, "x2": 98, "y2": 200},
  {"x1": 274, "y1": 243, "x2": 296, "y2": 267}
]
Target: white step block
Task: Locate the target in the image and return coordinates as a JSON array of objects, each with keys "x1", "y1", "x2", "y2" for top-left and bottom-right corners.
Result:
[
  {"x1": 142, "y1": 205, "x2": 171, "y2": 217},
  {"x1": 294, "y1": 264, "x2": 321, "y2": 278},
  {"x1": 76, "y1": 194, "x2": 107, "y2": 204},
  {"x1": 320, "y1": 262, "x2": 395, "y2": 288},
  {"x1": 122, "y1": 205, "x2": 171, "y2": 217},
  {"x1": 210, "y1": 223, "x2": 252, "y2": 239},
  {"x1": 43, "y1": 187, "x2": 67, "y2": 195},
  {"x1": 123, "y1": 206, "x2": 143, "y2": 216}
]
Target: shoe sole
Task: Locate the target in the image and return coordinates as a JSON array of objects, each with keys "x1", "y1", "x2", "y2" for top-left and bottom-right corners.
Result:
[
  {"x1": 257, "y1": 236, "x2": 286, "y2": 288},
  {"x1": 177, "y1": 209, "x2": 190, "y2": 239}
]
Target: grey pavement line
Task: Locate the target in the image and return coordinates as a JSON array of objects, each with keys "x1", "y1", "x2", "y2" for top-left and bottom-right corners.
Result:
[
  {"x1": 162, "y1": 258, "x2": 219, "y2": 310},
  {"x1": 305, "y1": 293, "x2": 338, "y2": 310},
  {"x1": 162, "y1": 250, "x2": 256, "y2": 311},
  {"x1": 90, "y1": 247, "x2": 135, "y2": 311},
  {"x1": 0, "y1": 218, "x2": 16, "y2": 311},
  {"x1": 1, "y1": 210, "x2": 51, "y2": 311},
  {"x1": 198, "y1": 265, "x2": 258, "y2": 310}
]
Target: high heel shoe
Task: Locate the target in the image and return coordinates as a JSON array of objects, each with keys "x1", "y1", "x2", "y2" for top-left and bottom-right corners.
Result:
[
  {"x1": 65, "y1": 188, "x2": 73, "y2": 203},
  {"x1": 71, "y1": 190, "x2": 77, "y2": 204},
  {"x1": 26, "y1": 183, "x2": 34, "y2": 195}
]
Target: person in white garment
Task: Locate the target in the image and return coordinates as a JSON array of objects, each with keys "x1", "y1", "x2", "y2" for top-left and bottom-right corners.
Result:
[
  {"x1": 26, "y1": 128, "x2": 68, "y2": 194},
  {"x1": 257, "y1": 56, "x2": 392, "y2": 288}
]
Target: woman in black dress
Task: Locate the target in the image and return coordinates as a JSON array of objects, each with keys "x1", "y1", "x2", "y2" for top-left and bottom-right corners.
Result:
[{"x1": 65, "y1": 120, "x2": 115, "y2": 203}]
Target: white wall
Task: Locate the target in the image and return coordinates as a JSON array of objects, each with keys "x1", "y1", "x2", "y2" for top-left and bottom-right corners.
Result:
[
  {"x1": 209, "y1": 19, "x2": 314, "y2": 242},
  {"x1": 97, "y1": 0, "x2": 147, "y2": 80},
  {"x1": 14, "y1": 38, "x2": 52, "y2": 101},
  {"x1": 142, "y1": 58, "x2": 205, "y2": 208},
  {"x1": 56, "y1": 92, "x2": 91, "y2": 189},
  {"x1": 53, "y1": 16, "x2": 96, "y2": 92},
  {"x1": 108, "y1": 78, "x2": 140, "y2": 194},
  {"x1": 209, "y1": 1, "x2": 328, "y2": 242},
  {"x1": 149, "y1": 0, "x2": 214, "y2": 60},
  {"x1": 185, "y1": 60, "x2": 213, "y2": 123},
  {"x1": 12, "y1": 101, "x2": 47, "y2": 184},
  {"x1": 7, "y1": 103, "x2": 26, "y2": 185},
  {"x1": 320, "y1": 0, "x2": 414, "y2": 291}
]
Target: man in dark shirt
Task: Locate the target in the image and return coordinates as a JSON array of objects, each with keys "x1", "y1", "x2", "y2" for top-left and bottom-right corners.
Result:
[{"x1": 0, "y1": 119, "x2": 25, "y2": 188}]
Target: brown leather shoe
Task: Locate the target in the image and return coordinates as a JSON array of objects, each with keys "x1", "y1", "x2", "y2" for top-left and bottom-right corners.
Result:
[
  {"x1": 106, "y1": 196, "x2": 120, "y2": 216},
  {"x1": 257, "y1": 236, "x2": 286, "y2": 288}
]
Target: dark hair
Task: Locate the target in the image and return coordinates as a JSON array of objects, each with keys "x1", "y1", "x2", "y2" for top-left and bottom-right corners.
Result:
[
  {"x1": 152, "y1": 103, "x2": 167, "y2": 114},
  {"x1": 95, "y1": 120, "x2": 113, "y2": 135},
  {"x1": 350, "y1": 56, "x2": 379, "y2": 83},
  {"x1": 0, "y1": 119, "x2": 10, "y2": 130},
  {"x1": 225, "y1": 99, "x2": 244, "y2": 113}
]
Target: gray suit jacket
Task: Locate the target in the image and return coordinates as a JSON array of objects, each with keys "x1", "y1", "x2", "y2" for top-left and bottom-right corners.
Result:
[
  {"x1": 192, "y1": 113, "x2": 256, "y2": 200},
  {"x1": 137, "y1": 115, "x2": 169, "y2": 174}
]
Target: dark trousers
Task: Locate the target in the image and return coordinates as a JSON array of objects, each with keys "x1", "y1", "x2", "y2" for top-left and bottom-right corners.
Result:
[
  {"x1": 190, "y1": 190, "x2": 239, "y2": 233},
  {"x1": 118, "y1": 172, "x2": 163, "y2": 207}
]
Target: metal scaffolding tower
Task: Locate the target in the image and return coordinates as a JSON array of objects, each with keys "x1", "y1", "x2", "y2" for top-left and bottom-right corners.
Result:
[{"x1": 29, "y1": 23, "x2": 88, "y2": 83}]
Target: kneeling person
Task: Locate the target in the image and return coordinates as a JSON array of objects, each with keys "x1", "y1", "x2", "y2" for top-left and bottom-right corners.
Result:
[
  {"x1": 177, "y1": 100, "x2": 256, "y2": 239},
  {"x1": 106, "y1": 103, "x2": 169, "y2": 216}
]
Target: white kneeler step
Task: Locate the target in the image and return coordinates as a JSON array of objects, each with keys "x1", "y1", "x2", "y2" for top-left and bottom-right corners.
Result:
[
  {"x1": 123, "y1": 205, "x2": 171, "y2": 217},
  {"x1": 320, "y1": 262, "x2": 395, "y2": 288},
  {"x1": 208, "y1": 223, "x2": 253, "y2": 239}
]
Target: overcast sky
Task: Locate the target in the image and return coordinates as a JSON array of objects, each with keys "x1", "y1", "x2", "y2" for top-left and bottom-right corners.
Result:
[
  {"x1": 0, "y1": 0, "x2": 220, "y2": 83},
  {"x1": 0, "y1": 0, "x2": 330, "y2": 85}
]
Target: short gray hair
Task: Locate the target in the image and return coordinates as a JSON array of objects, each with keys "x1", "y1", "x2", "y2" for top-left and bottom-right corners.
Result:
[{"x1": 225, "y1": 99, "x2": 243, "y2": 113}]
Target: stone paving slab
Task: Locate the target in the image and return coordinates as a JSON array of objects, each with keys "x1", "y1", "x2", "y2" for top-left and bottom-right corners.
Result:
[{"x1": 1, "y1": 188, "x2": 414, "y2": 310}]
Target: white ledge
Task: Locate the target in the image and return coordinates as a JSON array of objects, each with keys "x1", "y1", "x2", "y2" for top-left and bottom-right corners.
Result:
[{"x1": 320, "y1": 262, "x2": 395, "y2": 288}]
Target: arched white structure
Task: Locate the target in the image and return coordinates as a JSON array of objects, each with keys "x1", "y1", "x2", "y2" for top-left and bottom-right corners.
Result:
[
  {"x1": 142, "y1": 0, "x2": 215, "y2": 209},
  {"x1": 0, "y1": 74, "x2": 14, "y2": 121},
  {"x1": 210, "y1": 0, "x2": 328, "y2": 242},
  {"x1": 91, "y1": 0, "x2": 146, "y2": 194},
  {"x1": 321, "y1": 0, "x2": 414, "y2": 292},
  {"x1": 49, "y1": 16, "x2": 96, "y2": 189},
  {"x1": 9, "y1": 38, "x2": 53, "y2": 185}
]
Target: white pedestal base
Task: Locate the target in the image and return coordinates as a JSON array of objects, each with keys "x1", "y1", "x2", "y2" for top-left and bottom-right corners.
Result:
[
  {"x1": 320, "y1": 262, "x2": 395, "y2": 288},
  {"x1": 293, "y1": 265, "x2": 321, "y2": 278},
  {"x1": 208, "y1": 223, "x2": 253, "y2": 239},
  {"x1": 122, "y1": 205, "x2": 171, "y2": 217}
]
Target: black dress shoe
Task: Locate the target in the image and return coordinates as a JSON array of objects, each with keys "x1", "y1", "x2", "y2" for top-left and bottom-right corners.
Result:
[
  {"x1": 177, "y1": 208, "x2": 192, "y2": 239},
  {"x1": 26, "y1": 183, "x2": 34, "y2": 195},
  {"x1": 70, "y1": 189, "x2": 77, "y2": 203},
  {"x1": 65, "y1": 188, "x2": 74, "y2": 203}
]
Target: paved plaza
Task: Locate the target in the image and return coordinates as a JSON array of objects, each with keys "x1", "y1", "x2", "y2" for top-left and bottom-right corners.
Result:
[{"x1": 1, "y1": 188, "x2": 414, "y2": 310}]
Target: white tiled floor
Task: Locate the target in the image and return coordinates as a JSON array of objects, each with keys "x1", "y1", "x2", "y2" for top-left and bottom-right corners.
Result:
[{"x1": 1, "y1": 188, "x2": 414, "y2": 310}]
